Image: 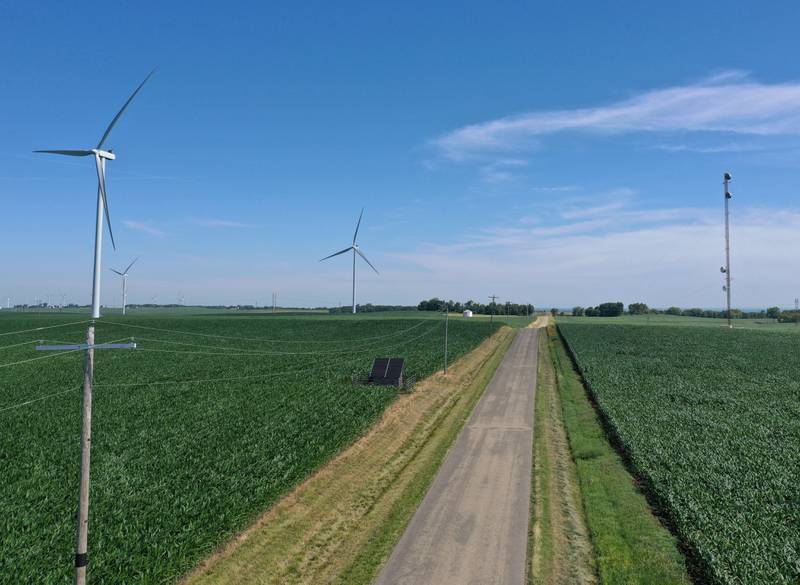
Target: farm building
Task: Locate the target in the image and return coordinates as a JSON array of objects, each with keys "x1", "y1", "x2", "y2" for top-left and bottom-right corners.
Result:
[{"x1": 463, "y1": 310, "x2": 473, "y2": 317}]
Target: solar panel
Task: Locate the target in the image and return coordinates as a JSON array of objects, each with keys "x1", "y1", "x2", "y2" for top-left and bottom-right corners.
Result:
[{"x1": 370, "y1": 357, "x2": 405, "y2": 387}]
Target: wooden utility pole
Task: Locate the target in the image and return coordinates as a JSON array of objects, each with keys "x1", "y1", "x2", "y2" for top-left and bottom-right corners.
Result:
[
  {"x1": 488, "y1": 294, "x2": 498, "y2": 324},
  {"x1": 75, "y1": 324, "x2": 94, "y2": 585},
  {"x1": 36, "y1": 324, "x2": 136, "y2": 585}
]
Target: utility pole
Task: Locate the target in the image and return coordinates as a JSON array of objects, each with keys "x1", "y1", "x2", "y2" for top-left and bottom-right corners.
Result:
[
  {"x1": 36, "y1": 325, "x2": 136, "y2": 585},
  {"x1": 272, "y1": 291, "x2": 277, "y2": 314},
  {"x1": 795, "y1": 298, "x2": 798, "y2": 326},
  {"x1": 722, "y1": 172, "x2": 733, "y2": 329},
  {"x1": 488, "y1": 294, "x2": 498, "y2": 324}
]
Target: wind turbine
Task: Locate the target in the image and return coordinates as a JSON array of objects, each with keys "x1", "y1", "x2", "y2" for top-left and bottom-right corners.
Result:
[
  {"x1": 35, "y1": 69, "x2": 156, "y2": 319},
  {"x1": 320, "y1": 208, "x2": 379, "y2": 314},
  {"x1": 110, "y1": 257, "x2": 138, "y2": 316}
]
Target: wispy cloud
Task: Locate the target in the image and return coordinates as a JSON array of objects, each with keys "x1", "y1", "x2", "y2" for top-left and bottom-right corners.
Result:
[
  {"x1": 434, "y1": 71, "x2": 800, "y2": 160},
  {"x1": 391, "y1": 203, "x2": 800, "y2": 307},
  {"x1": 479, "y1": 158, "x2": 529, "y2": 183},
  {"x1": 190, "y1": 218, "x2": 255, "y2": 229},
  {"x1": 123, "y1": 220, "x2": 166, "y2": 237}
]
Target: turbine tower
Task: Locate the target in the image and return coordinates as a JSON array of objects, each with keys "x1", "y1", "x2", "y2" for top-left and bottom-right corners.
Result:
[
  {"x1": 320, "y1": 208, "x2": 379, "y2": 314},
  {"x1": 35, "y1": 69, "x2": 156, "y2": 319},
  {"x1": 110, "y1": 257, "x2": 139, "y2": 316}
]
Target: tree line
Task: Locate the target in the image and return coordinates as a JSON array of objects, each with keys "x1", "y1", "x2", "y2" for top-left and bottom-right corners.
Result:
[
  {"x1": 568, "y1": 301, "x2": 792, "y2": 320},
  {"x1": 417, "y1": 298, "x2": 534, "y2": 316}
]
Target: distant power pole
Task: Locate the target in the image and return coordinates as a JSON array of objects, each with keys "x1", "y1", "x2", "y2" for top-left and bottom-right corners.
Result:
[
  {"x1": 722, "y1": 172, "x2": 733, "y2": 329},
  {"x1": 795, "y1": 298, "x2": 798, "y2": 326},
  {"x1": 488, "y1": 294, "x2": 498, "y2": 324},
  {"x1": 272, "y1": 292, "x2": 277, "y2": 313}
]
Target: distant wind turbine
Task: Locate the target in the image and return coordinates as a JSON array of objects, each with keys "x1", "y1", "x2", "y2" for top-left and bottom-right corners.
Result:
[
  {"x1": 320, "y1": 208, "x2": 379, "y2": 314},
  {"x1": 110, "y1": 257, "x2": 139, "y2": 316},
  {"x1": 35, "y1": 69, "x2": 156, "y2": 319}
]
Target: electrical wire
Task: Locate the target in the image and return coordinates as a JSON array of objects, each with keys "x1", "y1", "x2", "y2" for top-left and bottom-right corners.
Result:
[
  {"x1": 0, "y1": 386, "x2": 81, "y2": 413},
  {"x1": 0, "y1": 319, "x2": 90, "y2": 337},
  {"x1": 0, "y1": 323, "x2": 441, "y2": 411},
  {"x1": 131, "y1": 322, "x2": 439, "y2": 357},
  {"x1": 99, "y1": 318, "x2": 429, "y2": 344},
  {"x1": 127, "y1": 321, "x2": 427, "y2": 353},
  {"x1": 0, "y1": 339, "x2": 41, "y2": 351},
  {"x1": 94, "y1": 323, "x2": 441, "y2": 389},
  {"x1": 0, "y1": 337, "x2": 132, "y2": 370}
]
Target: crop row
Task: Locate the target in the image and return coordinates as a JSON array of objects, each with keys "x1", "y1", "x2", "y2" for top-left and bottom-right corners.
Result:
[
  {"x1": 557, "y1": 322, "x2": 799, "y2": 585},
  {"x1": 0, "y1": 315, "x2": 498, "y2": 584}
]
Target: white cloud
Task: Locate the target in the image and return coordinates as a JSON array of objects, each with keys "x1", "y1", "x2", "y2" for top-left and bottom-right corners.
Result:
[
  {"x1": 122, "y1": 220, "x2": 166, "y2": 237},
  {"x1": 191, "y1": 218, "x2": 254, "y2": 229},
  {"x1": 391, "y1": 206, "x2": 800, "y2": 307},
  {"x1": 435, "y1": 72, "x2": 800, "y2": 160}
]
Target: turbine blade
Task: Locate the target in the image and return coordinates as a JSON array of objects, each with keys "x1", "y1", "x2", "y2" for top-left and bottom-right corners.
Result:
[
  {"x1": 319, "y1": 247, "x2": 353, "y2": 262},
  {"x1": 95, "y1": 157, "x2": 116, "y2": 251},
  {"x1": 352, "y1": 208, "x2": 364, "y2": 245},
  {"x1": 355, "y1": 248, "x2": 379, "y2": 275},
  {"x1": 110, "y1": 268, "x2": 124, "y2": 275},
  {"x1": 124, "y1": 256, "x2": 139, "y2": 274},
  {"x1": 96, "y1": 68, "x2": 157, "y2": 150},
  {"x1": 33, "y1": 149, "x2": 92, "y2": 156}
]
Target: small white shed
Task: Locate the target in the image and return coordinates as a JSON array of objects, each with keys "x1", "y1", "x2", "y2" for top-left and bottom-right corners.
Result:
[{"x1": 463, "y1": 310, "x2": 473, "y2": 318}]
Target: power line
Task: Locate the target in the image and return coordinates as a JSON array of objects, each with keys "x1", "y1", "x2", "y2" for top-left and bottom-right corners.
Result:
[
  {"x1": 131, "y1": 323, "x2": 440, "y2": 357},
  {"x1": 100, "y1": 319, "x2": 428, "y2": 344},
  {"x1": 2, "y1": 323, "x2": 441, "y2": 412},
  {"x1": 0, "y1": 386, "x2": 81, "y2": 413},
  {"x1": 0, "y1": 319, "x2": 90, "y2": 337},
  {"x1": 0, "y1": 340, "x2": 40, "y2": 351},
  {"x1": 0, "y1": 337, "x2": 132, "y2": 370}
]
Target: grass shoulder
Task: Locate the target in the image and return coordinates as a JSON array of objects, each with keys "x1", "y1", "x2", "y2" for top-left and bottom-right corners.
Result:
[{"x1": 545, "y1": 324, "x2": 691, "y2": 584}]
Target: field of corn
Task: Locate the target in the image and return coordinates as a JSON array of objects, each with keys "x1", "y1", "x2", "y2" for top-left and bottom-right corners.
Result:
[
  {"x1": 557, "y1": 322, "x2": 799, "y2": 585},
  {"x1": 0, "y1": 313, "x2": 498, "y2": 584}
]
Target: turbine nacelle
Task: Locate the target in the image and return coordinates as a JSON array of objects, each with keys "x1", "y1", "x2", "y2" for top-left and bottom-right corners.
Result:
[{"x1": 93, "y1": 149, "x2": 116, "y2": 160}]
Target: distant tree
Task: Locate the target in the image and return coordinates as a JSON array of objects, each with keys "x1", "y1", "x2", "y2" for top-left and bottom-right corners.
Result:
[
  {"x1": 682, "y1": 307, "x2": 704, "y2": 317},
  {"x1": 584, "y1": 307, "x2": 597, "y2": 317},
  {"x1": 550, "y1": 308, "x2": 558, "y2": 317},
  {"x1": 628, "y1": 302, "x2": 649, "y2": 315},
  {"x1": 595, "y1": 302, "x2": 624, "y2": 317},
  {"x1": 766, "y1": 306, "x2": 781, "y2": 320},
  {"x1": 572, "y1": 306, "x2": 585, "y2": 317},
  {"x1": 665, "y1": 306, "x2": 683, "y2": 316}
]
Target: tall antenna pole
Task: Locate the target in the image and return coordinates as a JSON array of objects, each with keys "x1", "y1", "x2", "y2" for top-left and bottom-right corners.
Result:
[{"x1": 723, "y1": 172, "x2": 733, "y2": 329}]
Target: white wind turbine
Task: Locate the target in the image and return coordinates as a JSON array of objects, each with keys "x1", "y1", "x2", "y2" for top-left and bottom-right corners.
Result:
[
  {"x1": 110, "y1": 257, "x2": 139, "y2": 316},
  {"x1": 35, "y1": 69, "x2": 156, "y2": 319},
  {"x1": 320, "y1": 208, "x2": 379, "y2": 314}
]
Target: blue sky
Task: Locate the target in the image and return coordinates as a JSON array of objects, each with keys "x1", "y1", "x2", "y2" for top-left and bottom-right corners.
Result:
[{"x1": 3, "y1": 1, "x2": 800, "y2": 309}]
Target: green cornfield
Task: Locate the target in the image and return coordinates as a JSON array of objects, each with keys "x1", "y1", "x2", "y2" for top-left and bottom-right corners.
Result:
[
  {"x1": 0, "y1": 314, "x2": 498, "y2": 584},
  {"x1": 558, "y1": 322, "x2": 800, "y2": 585}
]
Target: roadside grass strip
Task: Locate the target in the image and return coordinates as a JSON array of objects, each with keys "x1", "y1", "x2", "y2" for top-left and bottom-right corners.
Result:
[
  {"x1": 548, "y1": 325, "x2": 691, "y2": 585},
  {"x1": 557, "y1": 322, "x2": 799, "y2": 585}
]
